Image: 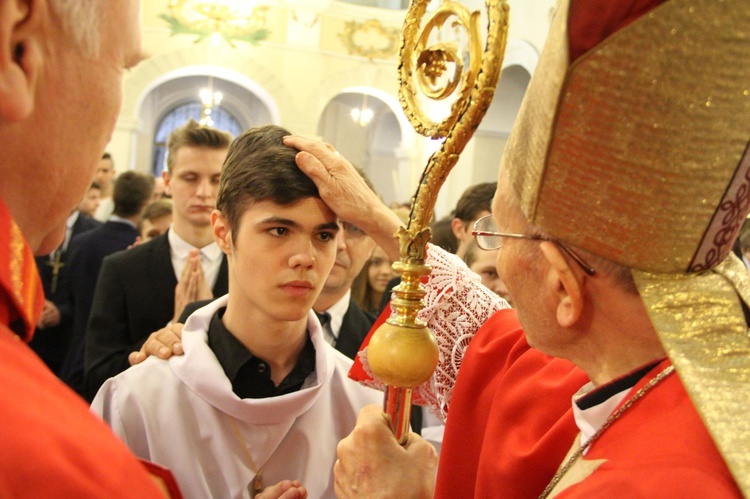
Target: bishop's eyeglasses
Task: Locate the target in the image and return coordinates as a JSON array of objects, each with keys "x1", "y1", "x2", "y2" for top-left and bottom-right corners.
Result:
[{"x1": 471, "y1": 215, "x2": 596, "y2": 276}]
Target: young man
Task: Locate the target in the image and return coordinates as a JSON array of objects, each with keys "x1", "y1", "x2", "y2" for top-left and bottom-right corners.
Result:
[
  {"x1": 93, "y1": 152, "x2": 117, "y2": 221},
  {"x1": 77, "y1": 181, "x2": 103, "y2": 217},
  {"x1": 84, "y1": 119, "x2": 231, "y2": 400},
  {"x1": 30, "y1": 199, "x2": 101, "y2": 375},
  {"x1": 62, "y1": 171, "x2": 155, "y2": 396},
  {"x1": 0, "y1": 0, "x2": 168, "y2": 495},
  {"x1": 449, "y1": 182, "x2": 496, "y2": 259},
  {"x1": 138, "y1": 198, "x2": 173, "y2": 243},
  {"x1": 91, "y1": 125, "x2": 381, "y2": 498}
]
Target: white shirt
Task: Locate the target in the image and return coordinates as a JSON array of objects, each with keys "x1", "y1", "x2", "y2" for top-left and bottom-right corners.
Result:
[
  {"x1": 94, "y1": 197, "x2": 114, "y2": 222},
  {"x1": 60, "y1": 211, "x2": 80, "y2": 253},
  {"x1": 168, "y1": 227, "x2": 223, "y2": 289},
  {"x1": 108, "y1": 214, "x2": 137, "y2": 229},
  {"x1": 321, "y1": 290, "x2": 352, "y2": 345},
  {"x1": 91, "y1": 296, "x2": 381, "y2": 499},
  {"x1": 571, "y1": 381, "x2": 630, "y2": 455}
]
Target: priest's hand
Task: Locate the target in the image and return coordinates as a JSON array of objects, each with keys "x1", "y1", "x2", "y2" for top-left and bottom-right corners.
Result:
[
  {"x1": 128, "y1": 323, "x2": 184, "y2": 366},
  {"x1": 334, "y1": 405, "x2": 437, "y2": 498},
  {"x1": 283, "y1": 135, "x2": 402, "y2": 262},
  {"x1": 256, "y1": 480, "x2": 308, "y2": 499}
]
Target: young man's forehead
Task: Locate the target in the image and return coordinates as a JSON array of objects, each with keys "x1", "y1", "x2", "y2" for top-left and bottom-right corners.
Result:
[{"x1": 242, "y1": 198, "x2": 337, "y2": 224}]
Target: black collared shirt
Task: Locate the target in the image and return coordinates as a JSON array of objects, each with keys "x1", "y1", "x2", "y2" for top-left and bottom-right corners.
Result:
[
  {"x1": 207, "y1": 307, "x2": 316, "y2": 399},
  {"x1": 576, "y1": 359, "x2": 664, "y2": 410}
]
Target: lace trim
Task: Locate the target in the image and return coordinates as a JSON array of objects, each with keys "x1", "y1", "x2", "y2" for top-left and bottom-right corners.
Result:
[{"x1": 359, "y1": 244, "x2": 507, "y2": 422}]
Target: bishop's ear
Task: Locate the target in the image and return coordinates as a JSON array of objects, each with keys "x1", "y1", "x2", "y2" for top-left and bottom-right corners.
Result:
[
  {"x1": 539, "y1": 241, "x2": 584, "y2": 328},
  {"x1": 0, "y1": 0, "x2": 44, "y2": 123}
]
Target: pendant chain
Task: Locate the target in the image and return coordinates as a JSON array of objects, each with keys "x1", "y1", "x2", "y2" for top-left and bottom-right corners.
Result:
[
  {"x1": 228, "y1": 417, "x2": 265, "y2": 498},
  {"x1": 539, "y1": 365, "x2": 675, "y2": 499}
]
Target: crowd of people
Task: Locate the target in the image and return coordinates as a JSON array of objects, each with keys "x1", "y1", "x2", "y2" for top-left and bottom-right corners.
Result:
[{"x1": 2, "y1": 0, "x2": 749, "y2": 497}]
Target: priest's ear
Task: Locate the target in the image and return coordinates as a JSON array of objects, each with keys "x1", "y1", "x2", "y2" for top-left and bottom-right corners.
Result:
[
  {"x1": 0, "y1": 0, "x2": 45, "y2": 123},
  {"x1": 539, "y1": 241, "x2": 584, "y2": 328}
]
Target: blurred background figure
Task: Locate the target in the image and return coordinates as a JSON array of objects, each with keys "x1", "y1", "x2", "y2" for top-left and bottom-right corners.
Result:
[
  {"x1": 138, "y1": 198, "x2": 173, "y2": 243},
  {"x1": 84, "y1": 120, "x2": 231, "y2": 400},
  {"x1": 93, "y1": 153, "x2": 117, "y2": 222},
  {"x1": 151, "y1": 176, "x2": 167, "y2": 201},
  {"x1": 352, "y1": 244, "x2": 397, "y2": 316},
  {"x1": 430, "y1": 215, "x2": 458, "y2": 254},
  {"x1": 29, "y1": 205, "x2": 101, "y2": 376},
  {"x1": 463, "y1": 240, "x2": 511, "y2": 306},
  {"x1": 365, "y1": 205, "x2": 409, "y2": 314},
  {"x1": 450, "y1": 182, "x2": 496, "y2": 259},
  {"x1": 77, "y1": 181, "x2": 102, "y2": 218},
  {"x1": 62, "y1": 171, "x2": 155, "y2": 396}
]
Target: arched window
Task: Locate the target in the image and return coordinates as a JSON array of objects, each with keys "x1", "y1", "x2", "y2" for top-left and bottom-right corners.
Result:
[{"x1": 152, "y1": 102, "x2": 242, "y2": 176}]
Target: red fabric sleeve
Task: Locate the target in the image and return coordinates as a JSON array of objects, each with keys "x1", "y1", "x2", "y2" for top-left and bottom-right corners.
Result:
[{"x1": 435, "y1": 309, "x2": 588, "y2": 498}]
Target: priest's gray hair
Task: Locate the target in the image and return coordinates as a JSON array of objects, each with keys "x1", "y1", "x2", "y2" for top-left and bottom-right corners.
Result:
[{"x1": 49, "y1": 0, "x2": 103, "y2": 57}]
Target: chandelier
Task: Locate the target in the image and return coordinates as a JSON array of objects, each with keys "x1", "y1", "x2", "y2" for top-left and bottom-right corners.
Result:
[
  {"x1": 351, "y1": 94, "x2": 374, "y2": 127},
  {"x1": 199, "y1": 77, "x2": 223, "y2": 127},
  {"x1": 160, "y1": 0, "x2": 270, "y2": 47}
]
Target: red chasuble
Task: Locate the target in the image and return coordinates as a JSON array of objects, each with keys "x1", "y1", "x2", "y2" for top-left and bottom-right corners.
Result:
[
  {"x1": 553, "y1": 359, "x2": 741, "y2": 497},
  {"x1": 435, "y1": 309, "x2": 586, "y2": 498},
  {"x1": 435, "y1": 310, "x2": 741, "y2": 497},
  {"x1": 0, "y1": 200, "x2": 168, "y2": 497}
]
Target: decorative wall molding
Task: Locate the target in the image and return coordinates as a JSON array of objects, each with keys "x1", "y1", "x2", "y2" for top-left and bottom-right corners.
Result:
[{"x1": 338, "y1": 19, "x2": 401, "y2": 60}]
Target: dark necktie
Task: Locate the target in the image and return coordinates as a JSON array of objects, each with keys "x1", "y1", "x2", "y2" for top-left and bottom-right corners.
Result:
[{"x1": 315, "y1": 312, "x2": 335, "y2": 346}]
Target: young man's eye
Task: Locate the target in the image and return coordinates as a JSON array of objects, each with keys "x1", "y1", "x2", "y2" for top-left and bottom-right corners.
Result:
[
  {"x1": 269, "y1": 227, "x2": 289, "y2": 236},
  {"x1": 318, "y1": 231, "x2": 336, "y2": 242}
]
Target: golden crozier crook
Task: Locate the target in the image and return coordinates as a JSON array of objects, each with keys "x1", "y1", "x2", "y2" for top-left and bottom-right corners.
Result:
[{"x1": 367, "y1": 0, "x2": 509, "y2": 444}]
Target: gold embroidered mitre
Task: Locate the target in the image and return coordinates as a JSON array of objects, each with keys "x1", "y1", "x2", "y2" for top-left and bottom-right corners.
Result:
[{"x1": 501, "y1": 0, "x2": 750, "y2": 493}]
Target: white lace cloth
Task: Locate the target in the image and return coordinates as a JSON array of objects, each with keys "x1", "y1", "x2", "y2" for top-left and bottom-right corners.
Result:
[{"x1": 358, "y1": 244, "x2": 508, "y2": 423}]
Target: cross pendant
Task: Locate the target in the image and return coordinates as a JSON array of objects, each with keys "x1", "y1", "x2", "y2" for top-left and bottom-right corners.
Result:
[
  {"x1": 249, "y1": 472, "x2": 263, "y2": 498},
  {"x1": 46, "y1": 251, "x2": 65, "y2": 294}
]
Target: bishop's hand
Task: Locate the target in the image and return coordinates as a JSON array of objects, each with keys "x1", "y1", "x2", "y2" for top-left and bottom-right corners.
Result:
[
  {"x1": 283, "y1": 135, "x2": 402, "y2": 262},
  {"x1": 334, "y1": 404, "x2": 437, "y2": 499}
]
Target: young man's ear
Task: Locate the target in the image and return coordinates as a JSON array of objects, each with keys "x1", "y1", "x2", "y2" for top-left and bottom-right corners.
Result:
[
  {"x1": 161, "y1": 170, "x2": 173, "y2": 197},
  {"x1": 212, "y1": 210, "x2": 232, "y2": 254},
  {"x1": 0, "y1": 0, "x2": 44, "y2": 123},
  {"x1": 450, "y1": 217, "x2": 468, "y2": 240},
  {"x1": 539, "y1": 241, "x2": 584, "y2": 328}
]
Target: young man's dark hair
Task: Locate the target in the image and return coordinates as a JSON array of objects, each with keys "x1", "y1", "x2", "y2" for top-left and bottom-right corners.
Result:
[
  {"x1": 112, "y1": 171, "x2": 154, "y2": 218},
  {"x1": 451, "y1": 181, "x2": 497, "y2": 259},
  {"x1": 216, "y1": 125, "x2": 320, "y2": 233},
  {"x1": 453, "y1": 182, "x2": 496, "y2": 222}
]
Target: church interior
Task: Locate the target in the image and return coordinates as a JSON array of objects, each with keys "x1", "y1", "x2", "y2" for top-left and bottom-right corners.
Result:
[{"x1": 114, "y1": 0, "x2": 554, "y2": 217}]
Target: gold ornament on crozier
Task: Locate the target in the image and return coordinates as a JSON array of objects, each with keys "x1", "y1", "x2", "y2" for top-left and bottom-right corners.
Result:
[{"x1": 366, "y1": 0, "x2": 509, "y2": 443}]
